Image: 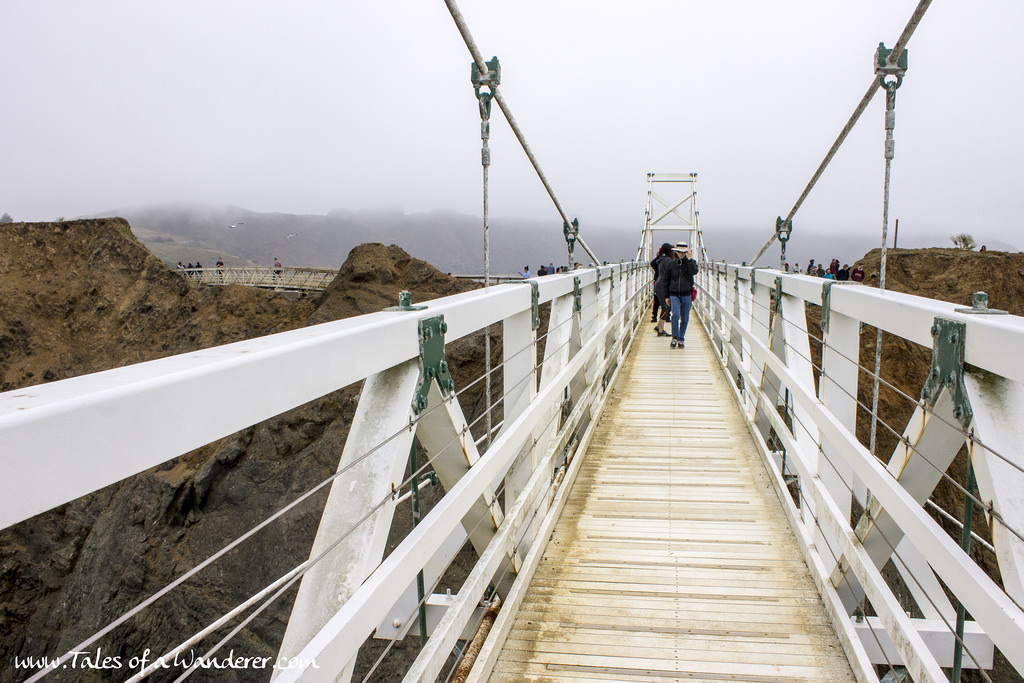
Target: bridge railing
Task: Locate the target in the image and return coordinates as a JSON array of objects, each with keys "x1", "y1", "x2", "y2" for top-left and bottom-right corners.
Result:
[
  {"x1": 694, "y1": 263, "x2": 1024, "y2": 682},
  {"x1": 1, "y1": 262, "x2": 651, "y2": 682},
  {"x1": 178, "y1": 266, "x2": 339, "y2": 291}
]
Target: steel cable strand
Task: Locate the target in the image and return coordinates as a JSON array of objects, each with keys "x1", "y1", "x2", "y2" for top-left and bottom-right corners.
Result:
[
  {"x1": 725, "y1": 297, "x2": 1024, "y2": 625},
  {"x1": 779, "y1": 311, "x2": 1024, "y2": 485},
  {"x1": 23, "y1": 389, "x2": 440, "y2": 683},
  {"x1": 180, "y1": 375, "x2": 574, "y2": 682},
  {"x1": 139, "y1": 394, "x2": 508, "y2": 681},
  {"x1": 85, "y1": 276, "x2": 646, "y2": 681},
  {"x1": 172, "y1": 328, "x2": 599, "y2": 680},
  {"x1": 783, "y1": 390, "x2": 1024, "y2": 622},
  {"x1": 44, "y1": 296, "x2": 598, "y2": 681},
  {"x1": 777, "y1": 332, "x2": 1024, "y2": 551},
  {"x1": 358, "y1": 476, "x2": 512, "y2": 683},
  {"x1": 803, "y1": 482, "x2": 903, "y2": 681},
  {"x1": 778, "y1": 406, "x2": 993, "y2": 678},
  {"x1": 788, "y1": 305, "x2": 1024, "y2": 480},
  {"x1": 794, "y1": 331, "x2": 1024, "y2": 545},
  {"x1": 441, "y1": 0, "x2": 599, "y2": 265},
  {"x1": 172, "y1": 399, "x2": 517, "y2": 681},
  {"x1": 749, "y1": 0, "x2": 935, "y2": 266}
]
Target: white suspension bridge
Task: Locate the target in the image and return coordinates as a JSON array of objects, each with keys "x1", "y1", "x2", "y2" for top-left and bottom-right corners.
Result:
[{"x1": 4, "y1": 0, "x2": 1024, "y2": 681}]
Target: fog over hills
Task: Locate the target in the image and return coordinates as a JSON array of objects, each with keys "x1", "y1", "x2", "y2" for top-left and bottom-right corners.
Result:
[
  {"x1": 90, "y1": 203, "x2": 1019, "y2": 274},
  {"x1": 92, "y1": 204, "x2": 640, "y2": 274}
]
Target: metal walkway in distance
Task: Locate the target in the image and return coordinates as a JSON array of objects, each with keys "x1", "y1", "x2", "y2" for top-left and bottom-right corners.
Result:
[{"x1": 490, "y1": 322, "x2": 856, "y2": 682}]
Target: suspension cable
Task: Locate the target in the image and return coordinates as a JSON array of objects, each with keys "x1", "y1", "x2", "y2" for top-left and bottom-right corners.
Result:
[
  {"x1": 749, "y1": 0, "x2": 934, "y2": 266},
  {"x1": 442, "y1": 0, "x2": 600, "y2": 265},
  {"x1": 869, "y1": 76, "x2": 900, "y2": 455}
]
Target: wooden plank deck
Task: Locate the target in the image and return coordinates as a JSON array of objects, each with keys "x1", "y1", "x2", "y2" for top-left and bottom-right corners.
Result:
[{"x1": 490, "y1": 321, "x2": 855, "y2": 682}]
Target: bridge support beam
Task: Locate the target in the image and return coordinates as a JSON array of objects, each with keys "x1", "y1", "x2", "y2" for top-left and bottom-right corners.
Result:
[{"x1": 275, "y1": 359, "x2": 420, "y2": 681}]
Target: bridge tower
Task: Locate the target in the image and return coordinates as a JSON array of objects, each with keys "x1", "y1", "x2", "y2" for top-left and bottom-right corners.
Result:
[{"x1": 639, "y1": 172, "x2": 703, "y2": 265}]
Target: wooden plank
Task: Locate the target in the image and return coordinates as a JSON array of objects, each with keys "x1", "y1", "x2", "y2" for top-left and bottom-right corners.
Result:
[{"x1": 489, "y1": 325, "x2": 855, "y2": 681}]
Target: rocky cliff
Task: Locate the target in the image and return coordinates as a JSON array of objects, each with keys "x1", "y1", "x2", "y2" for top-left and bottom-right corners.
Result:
[{"x1": 0, "y1": 220, "x2": 485, "y2": 682}]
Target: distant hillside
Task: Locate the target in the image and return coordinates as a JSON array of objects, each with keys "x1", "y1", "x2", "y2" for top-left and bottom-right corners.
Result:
[{"x1": 90, "y1": 203, "x2": 641, "y2": 274}]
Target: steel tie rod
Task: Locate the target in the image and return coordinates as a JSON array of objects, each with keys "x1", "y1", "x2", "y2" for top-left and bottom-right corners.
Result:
[
  {"x1": 749, "y1": 0, "x2": 934, "y2": 265},
  {"x1": 443, "y1": 0, "x2": 600, "y2": 265}
]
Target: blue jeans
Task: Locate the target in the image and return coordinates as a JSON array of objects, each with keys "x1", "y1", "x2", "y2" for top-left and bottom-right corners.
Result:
[{"x1": 670, "y1": 294, "x2": 692, "y2": 342}]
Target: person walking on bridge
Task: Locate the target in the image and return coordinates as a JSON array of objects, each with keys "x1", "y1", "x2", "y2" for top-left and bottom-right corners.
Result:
[
  {"x1": 667, "y1": 243, "x2": 698, "y2": 349},
  {"x1": 651, "y1": 242, "x2": 672, "y2": 325},
  {"x1": 653, "y1": 243, "x2": 674, "y2": 337}
]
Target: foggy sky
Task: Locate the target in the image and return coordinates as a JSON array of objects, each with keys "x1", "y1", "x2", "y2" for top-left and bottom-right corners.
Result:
[{"x1": 2, "y1": 1, "x2": 1022, "y2": 254}]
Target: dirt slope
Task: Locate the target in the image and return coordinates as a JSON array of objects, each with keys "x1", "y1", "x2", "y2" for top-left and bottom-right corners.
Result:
[{"x1": 0, "y1": 220, "x2": 483, "y2": 682}]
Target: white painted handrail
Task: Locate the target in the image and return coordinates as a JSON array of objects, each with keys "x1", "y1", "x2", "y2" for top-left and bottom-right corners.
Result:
[
  {"x1": 694, "y1": 262, "x2": 1024, "y2": 679},
  {"x1": 1, "y1": 262, "x2": 650, "y2": 682}
]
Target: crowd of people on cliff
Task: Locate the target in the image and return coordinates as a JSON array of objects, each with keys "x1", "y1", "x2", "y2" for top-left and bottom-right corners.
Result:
[{"x1": 784, "y1": 258, "x2": 864, "y2": 282}]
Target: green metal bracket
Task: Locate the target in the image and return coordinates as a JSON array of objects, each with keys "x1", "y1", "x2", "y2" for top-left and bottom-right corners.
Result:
[
  {"x1": 874, "y1": 42, "x2": 907, "y2": 89},
  {"x1": 874, "y1": 42, "x2": 908, "y2": 75},
  {"x1": 773, "y1": 276, "x2": 783, "y2": 315},
  {"x1": 955, "y1": 291, "x2": 1008, "y2": 315},
  {"x1": 505, "y1": 280, "x2": 540, "y2": 330},
  {"x1": 470, "y1": 56, "x2": 501, "y2": 89},
  {"x1": 385, "y1": 290, "x2": 427, "y2": 312},
  {"x1": 471, "y1": 57, "x2": 500, "y2": 128},
  {"x1": 573, "y1": 276, "x2": 582, "y2": 313},
  {"x1": 775, "y1": 216, "x2": 792, "y2": 244},
  {"x1": 921, "y1": 317, "x2": 972, "y2": 429},
  {"x1": 413, "y1": 315, "x2": 455, "y2": 415},
  {"x1": 595, "y1": 268, "x2": 600, "y2": 292}
]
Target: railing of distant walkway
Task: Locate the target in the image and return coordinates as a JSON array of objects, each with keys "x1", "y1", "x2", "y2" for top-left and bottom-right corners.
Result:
[
  {"x1": 695, "y1": 263, "x2": 1024, "y2": 683},
  {"x1": 1, "y1": 262, "x2": 650, "y2": 683},
  {"x1": 179, "y1": 266, "x2": 339, "y2": 292}
]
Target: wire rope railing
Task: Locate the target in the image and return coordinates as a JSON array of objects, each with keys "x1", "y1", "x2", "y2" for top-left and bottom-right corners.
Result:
[
  {"x1": 695, "y1": 262, "x2": 1024, "y2": 679},
  {"x1": 725, "y1": 276, "x2": 1024, "y2": 557},
  {"x1": 6, "y1": 263, "x2": 651, "y2": 682}
]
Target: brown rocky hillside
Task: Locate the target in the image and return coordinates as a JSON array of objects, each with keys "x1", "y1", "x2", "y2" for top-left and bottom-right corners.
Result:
[
  {"x1": 0, "y1": 220, "x2": 486, "y2": 682},
  {"x1": 800, "y1": 247, "x2": 1023, "y2": 681}
]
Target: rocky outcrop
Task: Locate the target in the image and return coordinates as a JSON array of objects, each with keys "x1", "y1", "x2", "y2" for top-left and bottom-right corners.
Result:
[{"x1": 0, "y1": 221, "x2": 485, "y2": 682}]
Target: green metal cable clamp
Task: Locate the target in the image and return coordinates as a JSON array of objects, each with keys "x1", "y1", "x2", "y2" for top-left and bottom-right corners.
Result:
[
  {"x1": 874, "y1": 42, "x2": 908, "y2": 89},
  {"x1": 413, "y1": 315, "x2": 455, "y2": 415},
  {"x1": 573, "y1": 276, "x2": 582, "y2": 313},
  {"x1": 775, "y1": 216, "x2": 792, "y2": 244},
  {"x1": 921, "y1": 318, "x2": 972, "y2": 429}
]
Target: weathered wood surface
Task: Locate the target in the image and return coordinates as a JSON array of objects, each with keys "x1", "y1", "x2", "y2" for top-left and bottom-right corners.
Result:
[{"x1": 490, "y1": 323, "x2": 855, "y2": 682}]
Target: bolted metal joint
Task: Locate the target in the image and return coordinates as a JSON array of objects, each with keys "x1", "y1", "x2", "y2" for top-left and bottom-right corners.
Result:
[
  {"x1": 413, "y1": 315, "x2": 456, "y2": 415},
  {"x1": 874, "y1": 42, "x2": 907, "y2": 88},
  {"x1": 920, "y1": 317, "x2": 973, "y2": 429}
]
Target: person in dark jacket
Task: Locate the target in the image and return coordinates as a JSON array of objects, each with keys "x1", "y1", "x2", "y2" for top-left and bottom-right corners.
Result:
[
  {"x1": 650, "y1": 242, "x2": 672, "y2": 326},
  {"x1": 655, "y1": 242, "x2": 679, "y2": 335},
  {"x1": 667, "y1": 242, "x2": 699, "y2": 348}
]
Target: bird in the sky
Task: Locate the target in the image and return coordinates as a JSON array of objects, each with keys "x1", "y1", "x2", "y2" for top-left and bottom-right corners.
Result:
[
  {"x1": 228, "y1": 222, "x2": 245, "y2": 229},
  {"x1": 286, "y1": 234, "x2": 298, "y2": 239}
]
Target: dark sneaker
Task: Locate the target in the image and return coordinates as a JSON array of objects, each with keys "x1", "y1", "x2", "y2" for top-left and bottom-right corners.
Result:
[{"x1": 670, "y1": 339, "x2": 678, "y2": 349}]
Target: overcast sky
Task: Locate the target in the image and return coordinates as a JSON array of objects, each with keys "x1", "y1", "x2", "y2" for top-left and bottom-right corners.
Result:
[{"x1": 2, "y1": 1, "x2": 1022, "y2": 254}]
